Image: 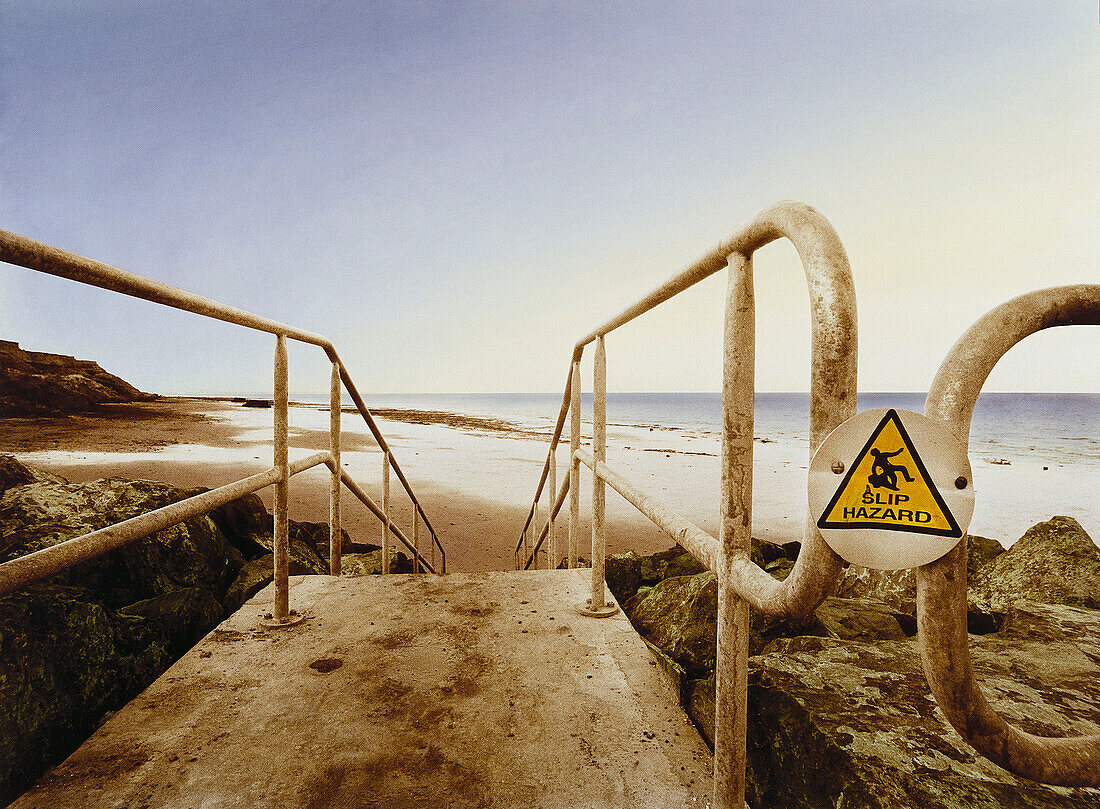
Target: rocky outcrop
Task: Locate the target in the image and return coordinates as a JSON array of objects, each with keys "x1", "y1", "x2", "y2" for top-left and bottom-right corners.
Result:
[
  {"x1": 339, "y1": 549, "x2": 414, "y2": 577},
  {"x1": 971, "y1": 517, "x2": 1100, "y2": 611},
  {"x1": 0, "y1": 456, "x2": 351, "y2": 804},
  {"x1": 612, "y1": 525, "x2": 1100, "y2": 808},
  {"x1": 0, "y1": 340, "x2": 157, "y2": 416}
]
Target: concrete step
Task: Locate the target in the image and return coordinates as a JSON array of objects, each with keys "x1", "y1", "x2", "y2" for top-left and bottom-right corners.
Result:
[{"x1": 13, "y1": 569, "x2": 712, "y2": 808}]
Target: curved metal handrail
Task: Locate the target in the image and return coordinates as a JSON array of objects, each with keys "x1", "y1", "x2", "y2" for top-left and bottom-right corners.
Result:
[
  {"x1": 515, "y1": 201, "x2": 859, "y2": 809},
  {"x1": 517, "y1": 201, "x2": 854, "y2": 619},
  {"x1": 919, "y1": 284, "x2": 1100, "y2": 787}
]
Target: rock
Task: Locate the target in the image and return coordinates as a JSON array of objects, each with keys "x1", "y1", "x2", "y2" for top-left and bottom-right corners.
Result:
[
  {"x1": 339, "y1": 552, "x2": 382, "y2": 577},
  {"x1": 0, "y1": 478, "x2": 240, "y2": 608},
  {"x1": 0, "y1": 583, "x2": 172, "y2": 805},
  {"x1": 751, "y1": 538, "x2": 801, "y2": 569},
  {"x1": 605, "y1": 551, "x2": 643, "y2": 603},
  {"x1": 250, "y1": 527, "x2": 329, "y2": 577},
  {"x1": 242, "y1": 399, "x2": 272, "y2": 408},
  {"x1": 290, "y1": 520, "x2": 354, "y2": 560},
  {"x1": 223, "y1": 555, "x2": 274, "y2": 614},
  {"x1": 665, "y1": 550, "x2": 707, "y2": 580},
  {"x1": 339, "y1": 549, "x2": 413, "y2": 576},
  {"x1": 118, "y1": 587, "x2": 223, "y2": 657},
  {"x1": 0, "y1": 455, "x2": 67, "y2": 494},
  {"x1": 0, "y1": 340, "x2": 155, "y2": 416},
  {"x1": 628, "y1": 571, "x2": 718, "y2": 676},
  {"x1": 204, "y1": 493, "x2": 272, "y2": 558},
  {"x1": 639, "y1": 546, "x2": 696, "y2": 585},
  {"x1": 835, "y1": 533, "x2": 1006, "y2": 617},
  {"x1": 967, "y1": 533, "x2": 1006, "y2": 579},
  {"x1": 811, "y1": 597, "x2": 909, "y2": 642},
  {"x1": 684, "y1": 602, "x2": 1100, "y2": 808},
  {"x1": 972, "y1": 517, "x2": 1100, "y2": 610},
  {"x1": 835, "y1": 565, "x2": 917, "y2": 615}
]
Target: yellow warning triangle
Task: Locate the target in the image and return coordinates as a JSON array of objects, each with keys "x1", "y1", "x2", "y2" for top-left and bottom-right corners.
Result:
[{"x1": 818, "y1": 409, "x2": 961, "y2": 537}]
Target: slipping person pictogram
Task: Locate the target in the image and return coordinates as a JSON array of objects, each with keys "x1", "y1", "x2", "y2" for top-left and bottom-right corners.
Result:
[{"x1": 867, "y1": 448, "x2": 914, "y2": 491}]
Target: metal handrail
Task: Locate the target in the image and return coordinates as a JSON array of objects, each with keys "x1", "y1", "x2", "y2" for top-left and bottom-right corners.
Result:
[
  {"x1": 918, "y1": 284, "x2": 1100, "y2": 787},
  {"x1": 0, "y1": 230, "x2": 446, "y2": 611},
  {"x1": 518, "y1": 202, "x2": 1099, "y2": 803},
  {"x1": 516, "y1": 201, "x2": 857, "y2": 807}
]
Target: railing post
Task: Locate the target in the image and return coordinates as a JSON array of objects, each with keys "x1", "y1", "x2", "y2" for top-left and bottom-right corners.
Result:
[
  {"x1": 548, "y1": 443, "x2": 557, "y2": 570},
  {"x1": 431, "y1": 515, "x2": 436, "y2": 571},
  {"x1": 381, "y1": 451, "x2": 391, "y2": 574},
  {"x1": 568, "y1": 359, "x2": 581, "y2": 568},
  {"x1": 580, "y1": 335, "x2": 616, "y2": 617},
  {"x1": 329, "y1": 362, "x2": 342, "y2": 576},
  {"x1": 413, "y1": 508, "x2": 420, "y2": 573},
  {"x1": 273, "y1": 334, "x2": 291, "y2": 622},
  {"x1": 714, "y1": 252, "x2": 754, "y2": 809}
]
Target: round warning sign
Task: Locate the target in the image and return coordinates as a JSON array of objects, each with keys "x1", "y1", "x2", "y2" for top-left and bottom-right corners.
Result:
[{"x1": 808, "y1": 408, "x2": 974, "y2": 570}]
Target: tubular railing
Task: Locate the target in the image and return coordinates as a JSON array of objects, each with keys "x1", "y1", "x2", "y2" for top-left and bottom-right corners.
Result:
[
  {"x1": 517, "y1": 201, "x2": 857, "y2": 807},
  {"x1": 515, "y1": 203, "x2": 1100, "y2": 806},
  {"x1": 918, "y1": 284, "x2": 1100, "y2": 787},
  {"x1": 0, "y1": 230, "x2": 445, "y2": 621}
]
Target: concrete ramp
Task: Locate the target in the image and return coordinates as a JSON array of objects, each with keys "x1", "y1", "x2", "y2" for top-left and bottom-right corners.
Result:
[{"x1": 14, "y1": 569, "x2": 712, "y2": 808}]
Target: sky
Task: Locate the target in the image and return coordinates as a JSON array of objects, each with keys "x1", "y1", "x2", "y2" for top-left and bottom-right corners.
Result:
[{"x1": 1, "y1": 1, "x2": 1097, "y2": 395}]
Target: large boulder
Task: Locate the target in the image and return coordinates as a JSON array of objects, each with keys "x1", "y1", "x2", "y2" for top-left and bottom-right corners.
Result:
[
  {"x1": 0, "y1": 478, "x2": 241, "y2": 608},
  {"x1": 628, "y1": 523, "x2": 1100, "y2": 808},
  {"x1": 626, "y1": 571, "x2": 718, "y2": 677},
  {"x1": 339, "y1": 549, "x2": 414, "y2": 577},
  {"x1": 683, "y1": 602, "x2": 1100, "y2": 808},
  {"x1": 0, "y1": 461, "x2": 355, "y2": 803},
  {"x1": 836, "y1": 533, "x2": 1005, "y2": 616},
  {"x1": 223, "y1": 554, "x2": 275, "y2": 614},
  {"x1": 605, "y1": 550, "x2": 643, "y2": 604},
  {"x1": 118, "y1": 587, "x2": 224, "y2": 657},
  {"x1": 971, "y1": 517, "x2": 1100, "y2": 611},
  {"x1": 0, "y1": 583, "x2": 172, "y2": 804}
]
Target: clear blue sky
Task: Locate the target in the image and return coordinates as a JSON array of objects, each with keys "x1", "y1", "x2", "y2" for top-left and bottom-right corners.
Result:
[{"x1": 1, "y1": 2, "x2": 1097, "y2": 394}]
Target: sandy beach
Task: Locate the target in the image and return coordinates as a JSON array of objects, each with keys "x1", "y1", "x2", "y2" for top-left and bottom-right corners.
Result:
[
  {"x1": 4, "y1": 397, "x2": 683, "y2": 572},
  {"x1": 6, "y1": 395, "x2": 1097, "y2": 571}
]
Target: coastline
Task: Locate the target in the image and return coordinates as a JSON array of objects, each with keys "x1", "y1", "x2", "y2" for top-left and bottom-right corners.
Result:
[{"x1": 6, "y1": 395, "x2": 1098, "y2": 571}]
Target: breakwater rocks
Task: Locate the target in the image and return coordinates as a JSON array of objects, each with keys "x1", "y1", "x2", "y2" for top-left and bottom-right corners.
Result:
[
  {"x1": 607, "y1": 517, "x2": 1100, "y2": 808},
  {"x1": 0, "y1": 340, "x2": 157, "y2": 416},
  {"x1": 0, "y1": 455, "x2": 404, "y2": 804}
]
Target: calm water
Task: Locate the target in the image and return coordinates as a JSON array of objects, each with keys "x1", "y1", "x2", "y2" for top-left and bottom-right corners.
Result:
[{"x1": 287, "y1": 391, "x2": 1099, "y2": 468}]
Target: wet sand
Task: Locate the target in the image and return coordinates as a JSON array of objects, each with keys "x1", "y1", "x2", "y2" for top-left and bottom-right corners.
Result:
[
  {"x1": 3, "y1": 397, "x2": 674, "y2": 572},
  {"x1": 7, "y1": 396, "x2": 1097, "y2": 569}
]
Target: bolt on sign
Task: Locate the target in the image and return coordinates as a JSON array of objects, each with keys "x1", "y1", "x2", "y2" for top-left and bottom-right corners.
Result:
[{"x1": 808, "y1": 408, "x2": 974, "y2": 570}]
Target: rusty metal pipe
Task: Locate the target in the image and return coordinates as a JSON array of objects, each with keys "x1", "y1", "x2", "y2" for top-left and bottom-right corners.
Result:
[
  {"x1": 381, "y1": 450, "x2": 391, "y2": 575},
  {"x1": 575, "y1": 450, "x2": 721, "y2": 572},
  {"x1": 0, "y1": 229, "x2": 331, "y2": 349},
  {"x1": 548, "y1": 443, "x2": 558, "y2": 569},
  {"x1": 569, "y1": 359, "x2": 582, "y2": 568},
  {"x1": 273, "y1": 336, "x2": 290, "y2": 622},
  {"x1": 919, "y1": 284, "x2": 1100, "y2": 787},
  {"x1": 329, "y1": 362, "x2": 342, "y2": 576},
  {"x1": 591, "y1": 336, "x2": 608, "y2": 608}
]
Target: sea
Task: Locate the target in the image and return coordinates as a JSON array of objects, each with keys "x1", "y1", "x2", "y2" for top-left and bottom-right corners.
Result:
[
  {"x1": 288, "y1": 391, "x2": 1099, "y2": 468},
  {"x1": 237, "y1": 390, "x2": 1097, "y2": 546}
]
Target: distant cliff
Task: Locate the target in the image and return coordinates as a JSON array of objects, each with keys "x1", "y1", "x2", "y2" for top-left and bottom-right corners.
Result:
[{"x1": 0, "y1": 340, "x2": 157, "y2": 416}]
